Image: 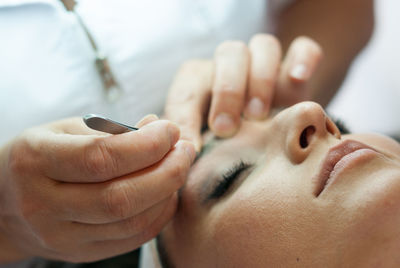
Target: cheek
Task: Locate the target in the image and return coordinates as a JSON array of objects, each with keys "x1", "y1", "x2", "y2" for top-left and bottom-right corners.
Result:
[
  {"x1": 208, "y1": 189, "x2": 311, "y2": 267},
  {"x1": 209, "y1": 201, "x2": 274, "y2": 267}
]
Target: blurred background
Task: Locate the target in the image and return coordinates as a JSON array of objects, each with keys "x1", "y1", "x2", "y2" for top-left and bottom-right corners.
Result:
[{"x1": 328, "y1": 0, "x2": 400, "y2": 138}]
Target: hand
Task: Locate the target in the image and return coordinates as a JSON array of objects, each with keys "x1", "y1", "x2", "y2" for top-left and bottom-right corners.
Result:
[
  {"x1": 164, "y1": 34, "x2": 322, "y2": 150},
  {"x1": 0, "y1": 115, "x2": 195, "y2": 263}
]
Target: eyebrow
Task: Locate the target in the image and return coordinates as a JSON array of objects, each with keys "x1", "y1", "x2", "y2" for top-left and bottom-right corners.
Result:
[{"x1": 194, "y1": 136, "x2": 220, "y2": 163}]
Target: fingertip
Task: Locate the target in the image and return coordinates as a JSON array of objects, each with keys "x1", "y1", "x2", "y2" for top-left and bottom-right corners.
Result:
[
  {"x1": 287, "y1": 37, "x2": 323, "y2": 83},
  {"x1": 179, "y1": 128, "x2": 202, "y2": 153},
  {"x1": 290, "y1": 63, "x2": 309, "y2": 82},
  {"x1": 136, "y1": 114, "x2": 159, "y2": 128},
  {"x1": 244, "y1": 97, "x2": 269, "y2": 120},
  {"x1": 175, "y1": 140, "x2": 196, "y2": 163},
  {"x1": 141, "y1": 120, "x2": 181, "y2": 148},
  {"x1": 210, "y1": 113, "x2": 239, "y2": 138}
]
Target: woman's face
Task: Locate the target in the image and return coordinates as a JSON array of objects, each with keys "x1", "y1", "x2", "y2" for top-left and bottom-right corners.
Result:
[{"x1": 161, "y1": 102, "x2": 400, "y2": 267}]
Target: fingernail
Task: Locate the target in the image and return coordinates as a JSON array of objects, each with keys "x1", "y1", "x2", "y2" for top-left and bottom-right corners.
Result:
[
  {"x1": 246, "y1": 97, "x2": 265, "y2": 119},
  {"x1": 213, "y1": 113, "x2": 236, "y2": 137},
  {"x1": 147, "y1": 114, "x2": 159, "y2": 120},
  {"x1": 136, "y1": 114, "x2": 159, "y2": 128},
  {"x1": 179, "y1": 128, "x2": 202, "y2": 153},
  {"x1": 290, "y1": 64, "x2": 308, "y2": 80}
]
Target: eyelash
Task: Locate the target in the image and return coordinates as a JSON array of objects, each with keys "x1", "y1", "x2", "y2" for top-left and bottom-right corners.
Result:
[
  {"x1": 208, "y1": 160, "x2": 252, "y2": 200},
  {"x1": 332, "y1": 118, "x2": 350, "y2": 134},
  {"x1": 205, "y1": 118, "x2": 347, "y2": 201}
]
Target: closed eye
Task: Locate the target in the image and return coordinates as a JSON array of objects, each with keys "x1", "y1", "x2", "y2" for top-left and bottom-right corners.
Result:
[
  {"x1": 331, "y1": 117, "x2": 350, "y2": 134},
  {"x1": 206, "y1": 160, "x2": 252, "y2": 201}
]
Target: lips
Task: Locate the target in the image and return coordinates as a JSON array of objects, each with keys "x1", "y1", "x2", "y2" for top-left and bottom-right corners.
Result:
[{"x1": 313, "y1": 140, "x2": 378, "y2": 197}]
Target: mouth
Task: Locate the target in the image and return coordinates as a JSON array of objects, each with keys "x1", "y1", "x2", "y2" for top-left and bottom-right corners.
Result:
[{"x1": 313, "y1": 140, "x2": 378, "y2": 197}]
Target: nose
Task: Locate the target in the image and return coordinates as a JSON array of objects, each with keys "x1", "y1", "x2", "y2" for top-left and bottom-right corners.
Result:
[{"x1": 274, "y1": 101, "x2": 341, "y2": 164}]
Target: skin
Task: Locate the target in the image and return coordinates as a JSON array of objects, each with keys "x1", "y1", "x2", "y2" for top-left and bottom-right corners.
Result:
[
  {"x1": 167, "y1": 0, "x2": 374, "y2": 146},
  {"x1": 162, "y1": 102, "x2": 400, "y2": 267},
  {"x1": 0, "y1": 35, "x2": 321, "y2": 263},
  {"x1": 0, "y1": 0, "x2": 374, "y2": 260},
  {"x1": 0, "y1": 115, "x2": 195, "y2": 263},
  {"x1": 276, "y1": 0, "x2": 374, "y2": 107},
  {"x1": 165, "y1": 35, "x2": 323, "y2": 149}
]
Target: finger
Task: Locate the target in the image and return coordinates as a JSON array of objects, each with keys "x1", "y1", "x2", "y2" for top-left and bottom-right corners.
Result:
[
  {"x1": 274, "y1": 36, "x2": 323, "y2": 107},
  {"x1": 164, "y1": 60, "x2": 214, "y2": 152},
  {"x1": 38, "y1": 119, "x2": 181, "y2": 183},
  {"x1": 81, "y1": 193, "x2": 177, "y2": 263},
  {"x1": 56, "y1": 140, "x2": 195, "y2": 223},
  {"x1": 208, "y1": 41, "x2": 249, "y2": 138},
  {"x1": 245, "y1": 34, "x2": 282, "y2": 120},
  {"x1": 73, "y1": 194, "x2": 175, "y2": 241},
  {"x1": 135, "y1": 114, "x2": 159, "y2": 128},
  {"x1": 45, "y1": 194, "x2": 178, "y2": 263},
  {"x1": 47, "y1": 117, "x2": 109, "y2": 136}
]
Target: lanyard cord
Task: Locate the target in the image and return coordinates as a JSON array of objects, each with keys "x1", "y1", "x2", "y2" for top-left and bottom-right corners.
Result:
[{"x1": 59, "y1": 0, "x2": 122, "y2": 102}]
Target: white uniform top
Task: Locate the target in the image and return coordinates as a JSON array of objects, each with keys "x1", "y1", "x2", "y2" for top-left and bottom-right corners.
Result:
[
  {"x1": 0, "y1": 0, "x2": 294, "y2": 146},
  {"x1": 0, "y1": 0, "x2": 398, "y2": 266},
  {"x1": 0, "y1": 0, "x2": 290, "y2": 266}
]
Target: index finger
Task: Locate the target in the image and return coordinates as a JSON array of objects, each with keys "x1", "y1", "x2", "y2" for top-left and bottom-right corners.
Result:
[
  {"x1": 55, "y1": 141, "x2": 195, "y2": 223},
  {"x1": 208, "y1": 41, "x2": 249, "y2": 138},
  {"x1": 164, "y1": 60, "x2": 214, "y2": 152},
  {"x1": 33, "y1": 119, "x2": 180, "y2": 183}
]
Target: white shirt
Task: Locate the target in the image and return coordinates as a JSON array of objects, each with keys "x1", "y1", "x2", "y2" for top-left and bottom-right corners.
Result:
[
  {"x1": 0, "y1": 2, "x2": 293, "y2": 266},
  {"x1": 0, "y1": 0, "x2": 297, "y2": 145}
]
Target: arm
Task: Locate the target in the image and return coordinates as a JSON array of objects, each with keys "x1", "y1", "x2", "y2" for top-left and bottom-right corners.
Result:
[{"x1": 275, "y1": 0, "x2": 374, "y2": 106}]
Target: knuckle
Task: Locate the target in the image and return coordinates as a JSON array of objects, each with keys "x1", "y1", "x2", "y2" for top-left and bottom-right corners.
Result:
[
  {"x1": 83, "y1": 138, "x2": 117, "y2": 178},
  {"x1": 104, "y1": 182, "x2": 136, "y2": 219},
  {"x1": 259, "y1": 78, "x2": 276, "y2": 90},
  {"x1": 214, "y1": 84, "x2": 243, "y2": 99},
  {"x1": 180, "y1": 59, "x2": 209, "y2": 72},
  {"x1": 7, "y1": 136, "x2": 36, "y2": 175},
  {"x1": 7, "y1": 142, "x2": 26, "y2": 176},
  {"x1": 168, "y1": 88, "x2": 197, "y2": 106}
]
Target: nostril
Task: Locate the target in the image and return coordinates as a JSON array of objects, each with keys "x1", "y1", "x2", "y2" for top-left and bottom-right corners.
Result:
[{"x1": 299, "y1": 126, "x2": 316, "y2": 148}]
